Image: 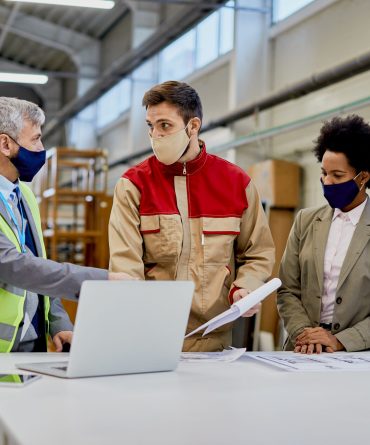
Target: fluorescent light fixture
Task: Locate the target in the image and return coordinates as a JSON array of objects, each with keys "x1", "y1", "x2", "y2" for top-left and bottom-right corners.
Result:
[
  {"x1": 0, "y1": 73, "x2": 48, "y2": 84},
  {"x1": 5, "y1": 0, "x2": 115, "y2": 9}
]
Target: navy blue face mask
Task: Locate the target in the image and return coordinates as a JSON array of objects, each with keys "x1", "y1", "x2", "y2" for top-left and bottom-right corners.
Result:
[
  {"x1": 11, "y1": 143, "x2": 46, "y2": 182},
  {"x1": 321, "y1": 172, "x2": 362, "y2": 209}
]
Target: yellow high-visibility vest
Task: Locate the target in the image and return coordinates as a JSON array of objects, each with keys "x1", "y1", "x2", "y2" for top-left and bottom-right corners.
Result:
[{"x1": 0, "y1": 182, "x2": 50, "y2": 352}]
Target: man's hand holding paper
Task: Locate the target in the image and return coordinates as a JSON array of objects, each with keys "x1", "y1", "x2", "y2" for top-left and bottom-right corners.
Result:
[
  {"x1": 185, "y1": 278, "x2": 282, "y2": 339},
  {"x1": 232, "y1": 288, "x2": 261, "y2": 317}
]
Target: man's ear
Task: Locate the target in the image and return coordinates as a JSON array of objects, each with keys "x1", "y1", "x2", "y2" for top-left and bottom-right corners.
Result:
[
  {"x1": 189, "y1": 117, "x2": 201, "y2": 135},
  {"x1": 0, "y1": 134, "x2": 12, "y2": 157},
  {"x1": 361, "y1": 171, "x2": 370, "y2": 187}
]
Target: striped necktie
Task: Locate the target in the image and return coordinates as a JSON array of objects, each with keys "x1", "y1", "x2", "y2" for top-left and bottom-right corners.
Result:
[
  {"x1": 13, "y1": 186, "x2": 38, "y2": 257},
  {"x1": 10, "y1": 186, "x2": 24, "y2": 232}
]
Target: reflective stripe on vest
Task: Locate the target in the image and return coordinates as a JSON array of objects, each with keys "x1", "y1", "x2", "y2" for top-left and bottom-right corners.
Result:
[
  {"x1": 0, "y1": 182, "x2": 50, "y2": 352},
  {"x1": 0, "y1": 322, "x2": 16, "y2": 341}
]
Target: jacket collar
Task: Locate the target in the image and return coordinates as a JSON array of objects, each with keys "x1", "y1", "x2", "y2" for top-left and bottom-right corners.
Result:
[
  {"x1": 0, "y1": 174, "x2": 17, "y2": 201},
  {"x1": 312, "y1": 198, "x2": 370, "y2": 292},
  {"x1": 332, "y1": 196, "x2": 368, "y2": 225},
  {"x1": 0, "y1": 175, "x2": 18, "y2": 229},
  {"x1": 314, "y1": 204, "x2": 334, "y2": 223},
  {"x1": 156, "y1": 141, "x2": 208, "y2": 176},
  {"x1": 315, "y1": 196, "x2": 370, "y2": 223},
  {"x1": 312, "y1": 206, "x2": 333, "y2": 292},
  {"x1": 337, "y1": 197, "x2": 370, "y2": 290},
  {"x1": 0, "y1": 180, "x2": 43, "y2": 257}
]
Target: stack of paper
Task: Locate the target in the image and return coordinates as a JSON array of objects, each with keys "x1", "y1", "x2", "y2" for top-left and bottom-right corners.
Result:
[
  {"x1": 181, "y1": 348, "x2": 246, "y2": 363},
  {"x1": 246, "y1": 352, "x2": 370, "y2": 372}
]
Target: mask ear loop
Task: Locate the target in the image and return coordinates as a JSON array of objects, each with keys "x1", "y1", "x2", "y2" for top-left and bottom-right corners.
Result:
[
  {"x1": 353, "y1": 171, "x2": 365, "y2": 191},
  {"x1": 184, "y1": 120, "x2": 193, "y2": 139},
  {"x1": 354, "y1": 171, "x2": 368, "y2": 191},
  {"x1": 1, "y1": 134, "x2": 20, "y2": 158},
  {"x1": 359, "y1": 171, "x2": 370, "y2": 191},
  {"x1": 184, "y1": 119, "x2": 203, "y2": 159},
  {"x1": 5, "y1": 134, "x2": 21, "y2": 147},
  {"x1": 185, "y1": 118, "x2": 202, "y2": 145}
]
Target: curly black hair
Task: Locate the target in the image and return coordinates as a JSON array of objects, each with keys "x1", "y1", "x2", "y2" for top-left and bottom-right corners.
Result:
[{"x1": 313, "y1": 114, "x2": 370, "y2": 188}]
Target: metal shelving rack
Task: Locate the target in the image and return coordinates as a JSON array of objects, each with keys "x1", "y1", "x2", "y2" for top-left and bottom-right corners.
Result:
[{"x1": 35, "y1": 147, "x2": 111, "y2": 270}]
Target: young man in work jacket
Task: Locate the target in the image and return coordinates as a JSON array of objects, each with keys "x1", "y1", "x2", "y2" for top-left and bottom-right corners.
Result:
[
  {"x1": 0, "y1": 97, "x2": 132, "y2": 353},
  {"x1": 109, "y1": 81, "x2": 275, "y2": 352}
]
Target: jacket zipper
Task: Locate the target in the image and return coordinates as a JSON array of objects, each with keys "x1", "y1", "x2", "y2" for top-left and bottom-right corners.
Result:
[{"x1": 183, "y1": 163, "x2": 187, "y2": 175}]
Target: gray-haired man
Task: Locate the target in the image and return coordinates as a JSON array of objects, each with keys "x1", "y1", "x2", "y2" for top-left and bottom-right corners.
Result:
[{"x1": 0, "y1": 97, "x2": 130, "y2": 353}]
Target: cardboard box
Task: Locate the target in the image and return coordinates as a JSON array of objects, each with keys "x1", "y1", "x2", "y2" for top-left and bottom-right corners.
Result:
[{"x1": 247, "y1": 159, "x2": 301, "y2": 208}]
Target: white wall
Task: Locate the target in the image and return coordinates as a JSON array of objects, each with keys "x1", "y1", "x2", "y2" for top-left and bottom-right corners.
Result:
[
  {"x1": 269, "y1": 0, "x2": 370, "y2": 207},
  {"x1": 98, "y1": 117, "x2": 130, "y2": 193},
  {"x1": 187, "y1": 56, "x2": 231, "y2": 126}
]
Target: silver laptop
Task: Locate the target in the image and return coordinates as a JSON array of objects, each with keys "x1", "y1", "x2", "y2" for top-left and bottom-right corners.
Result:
[{"x1": 16, "y1": 280, "x2": 194, "y2": 378}]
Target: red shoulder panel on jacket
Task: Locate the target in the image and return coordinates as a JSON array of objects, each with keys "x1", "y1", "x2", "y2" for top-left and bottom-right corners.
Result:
[
  {"x1": 122, "y1": 153, "x2": 250, "y2": 217},
  {"x1": 123, "y1": 156, "x2": 179, "y2": 215},
  {"x1": 187, "y1": 154, "x2": 250, "y2": 218}
]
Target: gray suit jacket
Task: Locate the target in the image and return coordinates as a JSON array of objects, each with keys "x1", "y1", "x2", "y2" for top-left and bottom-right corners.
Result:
[
  {"x1": 277, "y1": 199, "x2": 370, "y2": 352},
  {"x1": 0, "y1": 193, "x2": 108, "y2": 338}
]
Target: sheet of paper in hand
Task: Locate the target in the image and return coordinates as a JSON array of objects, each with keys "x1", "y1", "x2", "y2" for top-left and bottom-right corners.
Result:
[{"x1": 185, "y1": 278, "x2": 282, "y2": 338}]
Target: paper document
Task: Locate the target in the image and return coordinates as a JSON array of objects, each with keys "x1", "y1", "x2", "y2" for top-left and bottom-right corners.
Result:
[
  {"x1": 246, "y1": 351, "x2": 370, "y2": 372},
  {"x1": 185, "y1": 278, "x2": 282, "y2": 338},
  {"x1": 181, "y1": 348, "x2": 246, "y2": 363}
]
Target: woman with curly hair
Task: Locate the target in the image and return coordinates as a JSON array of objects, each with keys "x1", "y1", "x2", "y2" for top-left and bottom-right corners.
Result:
[{"x1": 277, "y1": 114, "x2": 370, "y2": 354}]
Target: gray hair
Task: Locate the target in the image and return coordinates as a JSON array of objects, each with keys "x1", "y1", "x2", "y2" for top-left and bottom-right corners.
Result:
[{"x1": 0, "y1": 97, "x2": 45, "y2": 140}]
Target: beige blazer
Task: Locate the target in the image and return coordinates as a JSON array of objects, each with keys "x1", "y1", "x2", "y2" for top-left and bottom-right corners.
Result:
[{"x1": 277, "y1": 198, "x2": 370, "y2": 352}]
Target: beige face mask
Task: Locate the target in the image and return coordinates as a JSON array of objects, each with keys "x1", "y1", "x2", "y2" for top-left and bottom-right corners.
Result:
[{"x1": 150, "y1": 122, "x2": 191, "y2": 165}]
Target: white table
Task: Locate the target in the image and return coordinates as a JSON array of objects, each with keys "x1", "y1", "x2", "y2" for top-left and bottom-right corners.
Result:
[{"x1": 0, "y1": 352, "x2": 370, "y2": 445}]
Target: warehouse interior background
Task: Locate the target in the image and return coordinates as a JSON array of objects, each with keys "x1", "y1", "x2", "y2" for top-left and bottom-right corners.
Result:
[{"x1": 1, "y1": 0, "x2": 368, "y2": 348}]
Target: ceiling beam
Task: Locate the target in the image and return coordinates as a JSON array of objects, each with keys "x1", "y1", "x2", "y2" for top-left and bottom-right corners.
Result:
[
  {"x1": 128, "y1": 0, "x2": 269, "y2": 13},
  {"x1": 0, "y1": 23, "x2": 79, "y2": 66},
  {"x1": 0, "y1": 5, "x2": 96, "y2": 53},
  {"x1": 0, "y1": 3, "x2": 20, "y2": 52}
]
